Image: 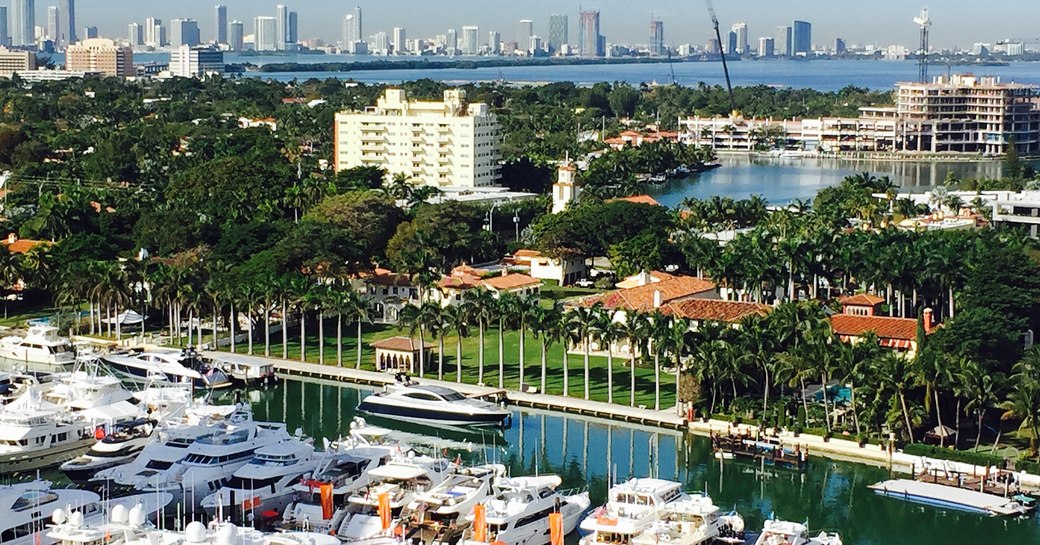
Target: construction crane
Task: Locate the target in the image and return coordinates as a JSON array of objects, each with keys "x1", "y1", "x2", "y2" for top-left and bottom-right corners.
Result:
[
  {"x1": 704, "y1": 0, "x2": 736, "y2": 114},
  {"x1": 913, "y1": 8, "x2": 931, "y2": 83}
]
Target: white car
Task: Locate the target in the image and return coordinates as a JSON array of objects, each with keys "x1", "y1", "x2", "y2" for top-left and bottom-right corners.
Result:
[{"x1": 574, "y1": 279, "x2": 595, "y2": 288}]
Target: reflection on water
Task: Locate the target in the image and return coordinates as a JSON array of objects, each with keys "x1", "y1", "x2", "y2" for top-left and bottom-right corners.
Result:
[
  {"x1": 648, "y1": 155, "x2": 1021, "y2": 207},
  {"x1": 224, "y1": 380, "x2": 1040, "y2": 545}
]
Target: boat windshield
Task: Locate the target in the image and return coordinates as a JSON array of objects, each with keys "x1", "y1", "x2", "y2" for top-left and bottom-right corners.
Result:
[
  {"x1": 12, "y1": 490, "x2": 58, "y2": 511},
  {"x1": 196, "y1": 428, "x2": 250, "y2": 445},
  {"x1": 441, "y1": 392, "x2": 466, "y2": 402},
  {"x1": 252, "y1": 453, "x2": 298, "y2": 467}
]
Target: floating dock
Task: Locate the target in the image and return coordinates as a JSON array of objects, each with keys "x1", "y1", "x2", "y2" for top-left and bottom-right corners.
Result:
[
  {"x1": 710, "y1": 432, "x2": 809, "y2": 470},
  {"x1": 868, "y1": 478, "x2": 1032, "y2": 516}
]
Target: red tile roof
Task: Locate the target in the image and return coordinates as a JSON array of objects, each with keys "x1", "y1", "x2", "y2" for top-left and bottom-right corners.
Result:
[
  {"x1": 513, "y1": 249, "x2": 542, "y2": 258},
  {"x1": 1, "y1": 237, "x2": 48, "y2": 254},
  {"x1": 371, "y1": 336, "x2": 435, "y2": 352},
  {"x1": 668, "y1": 299, "x2": 770, "y2": 323},
  {"x1": 830, "y1": 314, "x2": 920, "y2": 341},
  {"x1": 609, "y1": 195, "x2": 661, "y2": 207},
  {"x1": 594, "y1": 276, "x2": 717, "y2": 313},
  {"x1": 839, "y1": 294, "x2": 884, "y2": 306},
  {"x1": 482, "y1": 273, "x2": 541, "y2": 291}
]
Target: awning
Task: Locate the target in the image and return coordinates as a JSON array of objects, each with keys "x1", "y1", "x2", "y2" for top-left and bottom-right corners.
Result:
[
  {"x1": 79, "y1": 401, "x2": 141, "y2": 422},
  {"x1": 368, "y1": 464, "x2": 427, "y2": 480}
]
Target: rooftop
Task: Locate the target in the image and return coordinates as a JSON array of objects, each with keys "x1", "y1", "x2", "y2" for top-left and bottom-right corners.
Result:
[
  {"x1": 588, "y1": 275, "x2": 717, "y2": 313},
  {"x1": 830, "y1": 314, "x2": 921, "y2": 341},
  {"x1": 838, "y1": 294, "x2": 885, "y2": 307},
  {"x1": 371, "y1": 336, "x2": 435, "y2": 352},
  {"x1": 667, "y1": 299, "x2": 770, "y2": 323}
]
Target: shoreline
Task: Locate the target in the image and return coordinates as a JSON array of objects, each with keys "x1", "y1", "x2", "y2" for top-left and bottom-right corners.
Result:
[{"x1": 715, "y1": 150, "x2": 1037, "y2": 163}]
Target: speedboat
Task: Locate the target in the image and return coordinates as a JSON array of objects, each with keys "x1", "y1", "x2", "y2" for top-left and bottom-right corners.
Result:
[
  {"x1": 200, "y1": 436, "x2": 318, "y2": 520},
  {"x1": 59, "y1": 418, "x2": 157, "y2": 483},
  {"x1": 0, "y1": 325, "x2": 75, "y2": 368},
  {"x1": 358, "y1": 380, "x2": 511, "y2": 428},
  {"x1": 632, "y1": 493, "x2": 745, "y2": 545},
  {"x1": 103, "y1": 347, "x2": 233, "y2": 390},
  {"x1": 459, "y1": 475, "x2": 591, "y2": 545},
  {"x1": 579, "y1": 479, "x2": 685, "y2": 545},
  {"x1": 753, "y1": 519, "x2": 842, "y2": 545},
  {"x1": 408, "y1": 464, "x2": 505, "y2": 545}
]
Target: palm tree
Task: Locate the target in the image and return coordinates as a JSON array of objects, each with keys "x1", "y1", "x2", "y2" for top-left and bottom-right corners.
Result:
[
  {"x1": 354, "y1": 294, "x2": 372, "y2": 369},
  {"x1": 447, "y1": 304, "x2": 470, "y2": 383},
  {"x1": 400, "y1": 302, "x2": 438, "y2": 376},
  {"x1": 619, "y1": 313, "x2": 648, "y2": 407},
  {"x1": 647, "y1": 310, "x2": 671, "y2": 411},
  {"x1": 327, "y1": 287, "x2": 357, "y2": 367},
  {"x1": 495, "y1": 293, "x2": 518, "y2": 389},
  {"x1": 462, "y1": 289, "x2": 496, "y2": 386},
  {"x1": 666, "y1": 316, "x2": 693, "y2": 411},
  {"x1": 593, "y1": 309, "x2": 621, "y2": 404},
  {"x1": 307, "y1": 284, "x2": 329, "y2": 365},
  {"x1": 568, "y1": 304, "x2": 600, "y2": 400},
  {"x1": 999, "y1": 379, "x2": 1040, "y2": 459},
  {"x1": 532, "y1": 303, "x2": 563, "y2": 395},
  {"x1": 427, "y1": 304, "x2": 451, "y2": 380},
  {"x1": 513, "y1": 295, "x2": 539, "y2": 391},
  {"x1": 875, "y1": 351, "x2": 917, "y2": 442},
  {"x1": 289, "y1": 275, "x2": 311, "y2": 363},
  {"x1": 957, "y1": 357, "x2": 996, "y2": 451}
]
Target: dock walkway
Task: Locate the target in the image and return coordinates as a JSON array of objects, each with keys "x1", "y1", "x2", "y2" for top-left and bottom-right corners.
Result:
[{"x1": 868, "y1": 478, "x2": 1027, "y2": 515}]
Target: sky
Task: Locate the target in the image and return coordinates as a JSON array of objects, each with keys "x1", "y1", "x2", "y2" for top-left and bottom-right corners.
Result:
[{"x1": 50, "y1": 1, "x2": 1040, "y2": 49}]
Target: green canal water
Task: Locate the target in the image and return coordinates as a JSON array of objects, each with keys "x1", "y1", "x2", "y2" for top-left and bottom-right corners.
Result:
[{"x1": 215, "y1": 379, "x2": 1040, "y2": 545}]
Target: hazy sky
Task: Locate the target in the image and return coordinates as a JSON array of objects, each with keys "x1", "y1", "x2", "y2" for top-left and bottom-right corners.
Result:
[{"x1": 58, "y1": 1, "x2": 1040, "y2": 49}]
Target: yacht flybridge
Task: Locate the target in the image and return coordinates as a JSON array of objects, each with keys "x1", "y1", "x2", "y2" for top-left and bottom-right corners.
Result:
[{"x1": 0, "y1": 325, "x2": 75, "y2": 368}]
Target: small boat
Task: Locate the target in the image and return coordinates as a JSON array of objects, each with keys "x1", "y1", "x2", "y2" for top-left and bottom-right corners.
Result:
[
  {"x1": 869, "y1": 478, "x2": 1034, "y2": 517},
  {"x1": 59, "y1": 418, "x2": 157, "y2": 483},
  {"x1": 459, "y1": 475, "x2": 590, "y2": 545},
  {"x1": 0, "y1": 325, "x2": 76, "y2": 368},
  {"x1": 206, "y1": 352, "x2": 278, "y2": 385},
  {"x1": 103, "y1": 347, "x2": 233, "y2": 390},
  {"x1": 200, "y1": 436, "x2": 318, "y2": 520},
  {"x1": 753, "y1": 519, "x2": 842, "y2": 545},
  {"x1": 358, "y1": 379, "x2": 511, "y2": 428}
]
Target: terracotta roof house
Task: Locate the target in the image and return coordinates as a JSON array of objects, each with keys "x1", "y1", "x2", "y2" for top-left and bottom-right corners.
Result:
[
  {"x1": 666, "y1": 299, "x2": 771, "y2": 323},
  {"x1": 608, "y1": 195, "x2": 661, "y2": 207},
  {"x1": 435, "y1": 265, "x2": 543, "y2": 306},
  {"x1": 1, "y1": 233, "x2": 48, "y2": 254},
  {"x1": 582, "y1": 274, "x2": 718, "y2": 314},
  {"x1": 508, "y1": 249, "x2": 588, "y2": 286},
  {"x1": 831, "y1": 306, "x2": 935, "y2": 355}
]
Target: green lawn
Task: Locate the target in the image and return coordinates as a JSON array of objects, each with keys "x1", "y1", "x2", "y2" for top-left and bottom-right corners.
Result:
[{"x1": 220, "y1": 319, "x2": 676, "y2": 409}]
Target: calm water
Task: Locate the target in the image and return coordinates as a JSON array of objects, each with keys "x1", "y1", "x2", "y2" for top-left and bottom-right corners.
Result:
[{"x1": 213, "y1": 379, "x2": 1040, "y2": 545}]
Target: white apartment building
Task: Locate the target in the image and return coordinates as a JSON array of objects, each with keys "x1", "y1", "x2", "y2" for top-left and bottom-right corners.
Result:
[
  {"x1": 334, "y1": 89, "x2": 501, "y2": 188},
  {"x1": 169, "y1": 46, "x2": 224, "y2": 78},
  {"x1": 680, "y1": 108, "x2": 900, "y2": 153}
]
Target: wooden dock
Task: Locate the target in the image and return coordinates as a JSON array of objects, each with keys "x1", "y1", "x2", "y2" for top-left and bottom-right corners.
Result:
[
  {"x1": 710, "y1": 431, "x2": 809, "y2": 470},
  {"x1": 202, "y1": 352, "x2": 686, "y2": 430}
]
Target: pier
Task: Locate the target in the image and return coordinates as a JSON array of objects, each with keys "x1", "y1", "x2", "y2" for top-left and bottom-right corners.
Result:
[{"x1": 868, "y1": 478, "x2": 1032, "y2": 516}]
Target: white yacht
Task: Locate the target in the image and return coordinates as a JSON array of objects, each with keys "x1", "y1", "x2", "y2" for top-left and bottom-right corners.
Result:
[
  {"x1": 0, "y1": 390, "x2": 98, "y2": 473},
  {"x1": 103, "y1": 348, "x2": 233, "y2": 390},
  {"x1": 48, "y1": 511, "x2": 340, "y2": 545},
  {"x1": 41, "y1": 369, "x2": 135, "y2": 411},
  {"x1": 632, "y1": 493, "x2": 745, "y2": 545},
  {"x1": 59, "y1": 418, "x2": 157, "y2": 483},
  {"x1": 358, "y1": 381, "x2": 511, "y2": 428},
  {"x1": 130, "y1": 417, "x2": 292, "y2": 512},
  {"x1": 332, "y1": 453, "x2": 457, "y2": 541},
  {"x1": 200, "y1": 436, "x2": 318, "y2": 520},
  {"x1": 753, "y1": 519, "x2": 842, "y2": 545},
  {"x1": 459, "y1": 475, "x2": 590, "y2": 545},
  {"x1": 0, "y1": 325, "x2": 76, "y2": 367},
  {"x1": 579, "y1": 479, "x2": 684, "y2": 545},
  {"x1": 408, "y1": 464, "x2": 506, "y2": 545}
]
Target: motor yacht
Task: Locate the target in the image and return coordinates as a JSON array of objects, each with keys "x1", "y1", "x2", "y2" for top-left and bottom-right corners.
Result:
[
  {"x1": 206, "y1": 352, "x2": 278, "y2": 385},
  {"x1": 408, "y1": 464, "x2": 505, "y2": 545},
  {"x1": 103, "y1": 347, "x2": 233, "y2": 390},
  {"x1": 332, "y1": 452, "x2": 457, "y2": 541},
  {"x1": 632, "y1": 493, "x2": 745, "y2": 545},
  {"x1": 578, "y1": 479, "x2": 685, "y2": 545},
  {"x1": 0, "y1": 325, "x2": 76, "y2": 368},
  {"x1": 459, "y1": 475, "x2": 590, "y2": 545},
  {"x1": 59, "y1": 418, "x2": 158, "y2": 483},
  {"x1": 753, "y1": 519, "x2": 842, "y2": 545},
  {"x1": 0, "y1": 390, "x2": 102, "y2": 474},
  {"x1": 358, "y1": 380, "x2": 511, "y2": 428},
  {"x1": 200, "y1": 436, "x2": 318, "y2": 520},
  {"x1": 41, "y1": 368, "x2": 135, "y2": 411}
]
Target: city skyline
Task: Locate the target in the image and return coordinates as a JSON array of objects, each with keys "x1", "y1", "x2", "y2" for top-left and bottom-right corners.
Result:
[{"x1": 9, "y1": 0, "x2": 1039, "y2": 50}]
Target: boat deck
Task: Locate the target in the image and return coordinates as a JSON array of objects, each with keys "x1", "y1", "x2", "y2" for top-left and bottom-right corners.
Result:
[{"x1": 868, "y1": 478, "x2": 1025, "y2": 515}]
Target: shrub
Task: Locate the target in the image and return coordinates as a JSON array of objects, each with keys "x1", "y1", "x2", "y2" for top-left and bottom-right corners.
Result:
[{"x1": 902, "y1": 443, "x2": 1005, "y2": 467}]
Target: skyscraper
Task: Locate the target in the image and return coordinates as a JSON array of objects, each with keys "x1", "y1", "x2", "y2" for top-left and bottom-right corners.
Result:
[
  {"x1": 391, "y1": 27, "x2": 406, "y2": 54},
  {"x1": 254, "y1": 16, "x2": 277, "y2": 51},
  {"x1": 649, "y1": 19, "x2": 664, "y2": 56},
  {"x1": 60, "y1": 0, "x2": 75, "y2": 46},
  {"x1": 127, "y1": 22, "x2": 142, "y2": 46},
  {"x1": 731, "y1": 22, "x2": 748, "y2": 55},
  {"x1": 82, "y1": 26, "x2": 98, "y2": 39},
  {"x1": 792, "y1": 20, "x2": 811, "y2": 55},
  {"x1": 518, "y1": 19, "x2": 533, "y2": 44},
  {"x1": 11, "y1": 0, "x2": 35, "y2": 47},
  {"x1": 488, "y1": 31, "x2": 500, "y2": 55},
  {"x1": 287, "y1": 11, "x2": 298, "y2": 46},
  {"x1": 0, "y1": 7, "x2": 8, "y2": 47},
  {"x1": 775, "y1": 25, "x2": 792, "y2": 56},
  {"x1": 834, "y1": 37, "x2": 846, "y2": 54},
  {"x1": 228, "y1": 20, "x2": 243, "y2": 51},
  {"x1": 726, "y1": 31, "x2": 737, "y2": 55},
  {"x1": 578, "y1": 10, "x2": 601, "y2": 57},
  {"x1": 275, "y1": 4, "x2": 288, "y2": 50},
  {"x1": 170, "y1": 19, "x2": 201, "y2": 47},
  {"x1": 547, "y1": 14, "x2": 568, "y2": 54},
  {"x1": 758, "y1": 36, "x2": 774, "y2": 57},
  {"x1": 343, "y1": 7, "x2": 362, "y2": 49},
  {"x1": 461, "y1": 25, "x2": 478, "y2": 55},
  {"x1": 445, "y1": 28, "x2": 457, "y2": 54},
  {"x1": 215, "y1": 4, "x2": 227, "y2": 44},
  {"x1": 145, "y1": 17, "x2": 164, "y2": 48},
  {"x1": 46, "y1": 6, "x2": 58, "y2": 42}
]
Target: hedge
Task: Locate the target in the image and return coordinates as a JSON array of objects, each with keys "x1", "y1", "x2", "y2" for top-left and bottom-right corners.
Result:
[{"x1": 902, "y1": 443, "x2": 1005, "y2": 467}]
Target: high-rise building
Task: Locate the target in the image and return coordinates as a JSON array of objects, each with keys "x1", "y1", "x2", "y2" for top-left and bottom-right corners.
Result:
[
  {"x1": 254, "y1": 16, "x2": 277, "y2": 51},
  {"x1": 731, "y1": 22, "x2": 748, "y2": 55},
  {"x1": 488, "y1": 31, "x2": 500, "y2": 55},
  {"x1": 145, "y1": 17, "x2": 163, "y2": 47},
  {"x1": 334, "y1": 89, "x2": 502, "y2": 188},
  {"x1": 834, "y1": 37, "x2": 847, "y2": 55},
  {"x1": 706, "y1": 37, "x2": 721, "y2": 55},
  {"x1": 726, "y1": 31, "x2": 737, "y2": 55},
  {"x1": 445, "y1": 28, "x2": 457, "y2": 54},
  {"x1": 127, "y1": 22, "x2": 142, "y2": 46},
  {"x1": 65, "y1": 38, "x2": 134, "y2": 76},
  {"x1": 461, "y1": 25, "x2": 478, "y2": 55},
  {"x1": 343, "y1": 8, "x2": 362, "y2": 51},
  {"x1": 391, "y1": 27, "x2": 406, "y2": 54},
  {"x1": 0, "y1": 8, "x2": 8, "y2": 47},
  {"x1": 547, "y1": 14, "x2": 568, "y2": 54},
  {"x1": 775, "y1": 25, "x2": 792, "y2": 57},
  {"x1": 792, "y1": 20, "x2": 811, "y2": 55},
  {"x1": 0, "y1": 47, "x2": 35, "y2": 75},
  {"x1": 371, "y1": 31, "x2": 388, "y2": 54},
  {"x1": 518, "y1": 19, "x2": 533, "y2": 44},
  {"x1": 83, "y1": 26, "x2": 97, "y2": 39},
  {"x1": 170, "y1": 19, "x2": 201, "y2": 47},
  {"x1": 649, "y1": 19, "x2": 664, "y2": 56},
  {"x1": 228, "y1": 20, "x2": 243, "y2": 51},
  {"x1": 528, "y1": 35, "x2": 543, "y2": 55},
  {"x1": 758, "y1": 36, "x2": 774, "y2": 57},
  {"x1": 275, "y1": 4, "x2": 288, "y2": 50},
  {"x1": 170, "y1": 45, "x2": 224, "y2": 78},
  {"x1": 46, "y1": 6, "x2": 58, "y2": 42},
  {"x1": 59, "y1": 0, "x2": 75, "y2": 46},
  {"x1": 578, "y1": 10, "x2": 602, "y2": 57},
  {"x1": 287, "y1": 11, "x2": 297, "y2": 46},
  {"x1": 11, "y1": 0, "x2": 35, "y2": 47},
  {"x1": 215, "y1": 5, "x2": 227, "y2": 44}
]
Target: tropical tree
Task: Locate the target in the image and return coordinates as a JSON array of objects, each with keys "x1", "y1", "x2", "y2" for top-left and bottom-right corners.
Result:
[
  {"x1": 512, "y1": 295, "x2": 539, "y2": 390},
  {"x1": 957, "y1": 357, "x2": 996, "y2": 451},
  {"x1": 619, "y1": 314, "x2": 649, "y2": 407},
  {"x1": 463, "y1": 289, "x2": 497, "y2": 386},
  {"x1": 532, "y1": 303, "x2": 564, "y2": 395},
  {"x1": 447, "y1": 304, "x2": 470, "y2": 383},
  {"x1": 593, "y1": 308, "x2": 621, "y2": 404},
  {"x1": 495, "y1": 293, "x2": 517, "y2": 389},
  {"x1": 568, "y1": 304, "x2": 600, "y2": 400}
]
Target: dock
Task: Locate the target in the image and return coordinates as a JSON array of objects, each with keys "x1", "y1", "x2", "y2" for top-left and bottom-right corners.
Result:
[
  {"x1": 868, "y1": 478, "x2": 1031, "y2": 516},
  {"x1": 710, "y1": 430, "x2": 809, "y2": 470},
  {"x1": 201, "y1": 352, "x2": 686, "y2": 430}
]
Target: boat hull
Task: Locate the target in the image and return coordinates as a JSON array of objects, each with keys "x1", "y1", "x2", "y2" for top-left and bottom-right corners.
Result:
[
  {"x1": 357, "y1": 398, "x2": 510, "y2": 427},
  {"x1": 103, "y1": 356, "x2": 232, "y2": 390},
  {"x1": 0, "y1": 436, "x2": 95, "y2": 474}
]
